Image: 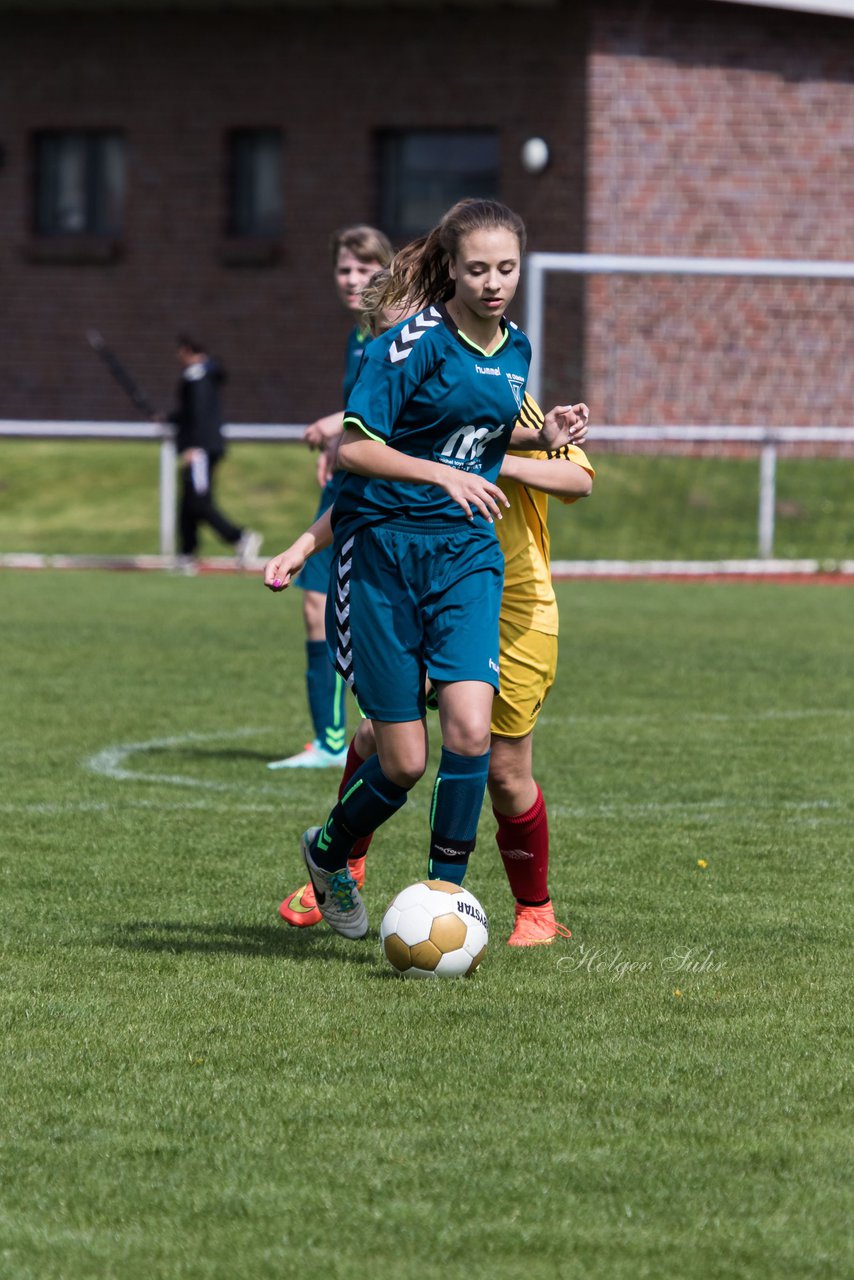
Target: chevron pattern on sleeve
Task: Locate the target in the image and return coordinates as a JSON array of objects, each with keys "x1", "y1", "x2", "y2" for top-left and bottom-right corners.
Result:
[{"x1": 387, "y1": 306, "x2": 442, "y2": 365}]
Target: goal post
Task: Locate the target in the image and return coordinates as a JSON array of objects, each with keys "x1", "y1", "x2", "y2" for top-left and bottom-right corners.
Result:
[
  {"x1": 522, "y1": 251, "x2": 854, "y2": 573},
  {"x1": 523, "y1": 251, "x2": 854, "y2": 407}
]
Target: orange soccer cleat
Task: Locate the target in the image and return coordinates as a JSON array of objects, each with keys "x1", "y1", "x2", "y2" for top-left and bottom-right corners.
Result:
[
  {"x1": 279, "y1": 880, "x2": 322, "y2": 927},
  {"x1": 507, "y1": 901, "x2": 572, "y2": 947}
]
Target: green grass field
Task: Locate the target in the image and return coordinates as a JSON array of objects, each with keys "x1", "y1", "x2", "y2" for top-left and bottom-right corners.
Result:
[
  {"x1": 1, "y1": 439, "x2": 853, "y2": 562},
  {"x1": 1, "y1": 569, "x2": 851, "y2": 1279}
]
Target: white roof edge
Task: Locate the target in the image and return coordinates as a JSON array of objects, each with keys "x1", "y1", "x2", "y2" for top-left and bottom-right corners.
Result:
[{"x1": 708, "y1": 0, "x2": 854, "y2": 17}]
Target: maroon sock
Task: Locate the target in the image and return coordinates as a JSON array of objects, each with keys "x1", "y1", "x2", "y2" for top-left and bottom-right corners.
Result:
[
  {"x1": 493, "y1": 784, "x2": 550, "y2": 904},
  {"x1": 339, "y1": 737, "x2": 374, "y2": 860}
]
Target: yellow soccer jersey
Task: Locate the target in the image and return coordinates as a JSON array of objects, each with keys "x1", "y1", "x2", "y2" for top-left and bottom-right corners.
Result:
[{"x1": 497, "y1": 395, "x2": 594, "y2": 635}]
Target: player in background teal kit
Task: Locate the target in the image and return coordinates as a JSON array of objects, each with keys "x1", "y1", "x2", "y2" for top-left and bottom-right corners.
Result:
[
  {"x1": 293, "y1": 199, "x2": 579, "y2": 940},
  {"x1": 267, "y1": 225, "x2": 393, "y2": 771}
]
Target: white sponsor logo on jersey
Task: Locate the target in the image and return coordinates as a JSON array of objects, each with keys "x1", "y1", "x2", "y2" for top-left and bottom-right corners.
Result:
[{"x1": 440, "y1": 422, "x2": 506, "y2": 465}]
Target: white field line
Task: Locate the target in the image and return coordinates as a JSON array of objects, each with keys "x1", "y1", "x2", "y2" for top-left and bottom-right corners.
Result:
[
  {"x1": 0, "y1": 720, "x2": 842, "y2": 819},
  {"x1": 3, "y1": 795, "x2": 849, "y2": 825},
  {"x1": 550, "y1": 560, "x2": 854, "y2": 578},
  {"x1": 84, "y1": 727, "x2": 281, "y2": 792},
  {"x1": 77, "y1": 727, "x2": 427, "y2": 812},
  {"x1": 0, "y1": 798, "x2": 284, "y2": 815},
  {"x1": 3, "y1": 552, "x2": 854, "y2": 579},
  {"x1": 82, "y1": 712, "x2": 852, "y2": 795},
  {"x1": 0, "y1": 553, "x2": 263, "y2": 572},
  {"x1": 548, "y1": 797, "x2": 852, "y2": 821},
  {"x1": 537, "y1": 706, "x2": 854, "y2": 728}
]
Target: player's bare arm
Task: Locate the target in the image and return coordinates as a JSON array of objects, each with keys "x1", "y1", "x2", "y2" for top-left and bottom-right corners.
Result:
[
  {"x1": 499, "y1": 451, "x2": 593, "y2": 499},
  {"x1": 303, "y1": 410, "x2": 345, "y2": 449},
  {"x1": 264, "y1": 508, "x2": 334, "y2": 591},
  {"x1": 337, "y1": 428, "x2": 510, "y2": 523}
]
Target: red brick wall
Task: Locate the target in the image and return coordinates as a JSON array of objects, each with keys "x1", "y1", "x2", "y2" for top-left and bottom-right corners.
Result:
[
  {"x1": 580, "y1": 0, "x2": 854, "y2": 427},
  {"x1": 0, "y1": 6, "x2": 586, "y2": 424},
  {"x1": 1, "y1": 2, "x2": 851, "y2": 432}
]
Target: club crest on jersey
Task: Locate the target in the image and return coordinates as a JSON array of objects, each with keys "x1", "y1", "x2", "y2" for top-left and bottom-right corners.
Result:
[
  {"x1": 505, "y1": 373, "x2": 525, "y2": 411},
  {"x1": 387, "y1": 306, "x2": 442, "y2": 364}
]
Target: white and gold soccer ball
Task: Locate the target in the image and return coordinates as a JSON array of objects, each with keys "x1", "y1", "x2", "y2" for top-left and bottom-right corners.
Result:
[{"x1": 380, "y1": 880, "x2": 488, "y2": 979}]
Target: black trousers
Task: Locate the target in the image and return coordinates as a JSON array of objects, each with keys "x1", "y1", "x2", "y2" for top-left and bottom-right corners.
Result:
[{"x1": 179, "y1": 453, "x2": 242, "y2": 555}]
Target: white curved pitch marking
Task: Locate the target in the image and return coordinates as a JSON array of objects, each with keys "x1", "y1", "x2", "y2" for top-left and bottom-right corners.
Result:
[{"x1": 85, "y1": 727, "x2": 280, "y2": 792}]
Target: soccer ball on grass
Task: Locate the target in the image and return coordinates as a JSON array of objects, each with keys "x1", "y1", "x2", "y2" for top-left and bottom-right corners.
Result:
[{"x1": 380, "y1": 880, "x2": 488, "y2": 978}]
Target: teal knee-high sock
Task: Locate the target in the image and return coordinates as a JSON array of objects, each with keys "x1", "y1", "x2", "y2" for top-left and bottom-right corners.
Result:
[
  {"x1": 428, "y1": 747, "x2": 490, "y2": 885},
  {"x1": 312, "y1": 754, "x2": 409, "y2": 871},
  {"x1": 305, "y1": 642, "x2": 346, "y2": 754}
]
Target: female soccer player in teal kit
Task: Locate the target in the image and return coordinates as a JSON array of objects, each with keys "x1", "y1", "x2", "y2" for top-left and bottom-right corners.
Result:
[
  {"x1": 294, "y1": 199, "x2": 574, "y2": 940},
  {"x1": 268, "y1": 224, "x2": 392, "y2": 770}
]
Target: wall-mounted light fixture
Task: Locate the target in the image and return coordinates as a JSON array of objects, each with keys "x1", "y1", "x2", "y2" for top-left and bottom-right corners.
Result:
[{"x1": 521, "y1": 137, "x2": 550, "y2": 174}]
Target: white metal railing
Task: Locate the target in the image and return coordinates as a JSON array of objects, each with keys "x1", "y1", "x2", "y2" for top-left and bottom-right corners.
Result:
[
  {"x1": 0, "y1": 420, "x2": 304, "y2": 558},
  {"x1": 591, "y1": 425, "x2": 854, "y2": 558},
  {"x1": 1, "y1": 419, "x2": 853, "y2": 562}
]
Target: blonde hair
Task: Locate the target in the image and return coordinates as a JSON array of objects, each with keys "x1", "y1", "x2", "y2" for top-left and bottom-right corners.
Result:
[
  {"x1": 358, "y1": 267, "x2": 423, "y2": 337},
  {"x1": 330, "y1": 224, "x2": 393, "y2": 268},
  {"x1": 359, "y1": 269, "x2": 392, "y2": 337},
  {"x1": 368, "y1": 200, "x2": 526, "y2": 318}
]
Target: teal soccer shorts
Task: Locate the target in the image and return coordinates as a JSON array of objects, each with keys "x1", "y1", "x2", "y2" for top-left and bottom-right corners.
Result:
[{"x1": 327, "y1": 520, "x2": 503, "y2": 722}]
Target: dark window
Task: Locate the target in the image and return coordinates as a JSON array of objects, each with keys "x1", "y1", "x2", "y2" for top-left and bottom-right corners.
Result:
[
  {"x1": 377, "y1": 129, "x2": 500, "y2": 241},
  {"x1": 227, "y1": 129, "x2": 282, "y2": 237},
  {"x1": 34, "y1": 130, "x2": 125, "y2": 235}
]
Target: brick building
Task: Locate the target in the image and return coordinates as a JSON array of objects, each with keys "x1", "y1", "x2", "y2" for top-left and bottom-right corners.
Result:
[{"x1": 0, "y1": 0, "x2": 851, "y2": 426}]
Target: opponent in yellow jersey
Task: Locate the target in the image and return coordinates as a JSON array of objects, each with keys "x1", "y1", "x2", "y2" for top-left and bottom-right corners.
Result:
[
  {"x1": 486, "y1": 393, "x2": 594, "y2": 943},
  {"x1": 498, "y1": 393, "x2": 585, "y2": 634}
]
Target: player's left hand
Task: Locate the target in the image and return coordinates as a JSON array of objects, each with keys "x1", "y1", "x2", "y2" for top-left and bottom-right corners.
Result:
[
  {"x1": 541, "y1": 403, "x2": 590, "y2": 450},
  {"x1": 317, "y1": 436, "x2": 341, "y2": 488},
  {"x1": 304, "y1": 411, "x2": 345, "y2": 449},
  {"x1": 569, "y1": 403, "x2": 589, "y2": 444},
  {"x1": 264, "y1": 549, "x2": 306, "y2": 591}
]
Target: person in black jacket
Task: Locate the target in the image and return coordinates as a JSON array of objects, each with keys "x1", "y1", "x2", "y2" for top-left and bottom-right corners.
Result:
[{"x1": 167, "y1": 334, "x2": 261, "y2": 572}]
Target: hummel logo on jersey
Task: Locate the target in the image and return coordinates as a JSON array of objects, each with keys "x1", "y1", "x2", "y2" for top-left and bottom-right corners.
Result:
[
  {"x1": 388, "y1": 307, "x2": 442, "y2": 364},
  {"x1": 506, "y1": 373, "x2": 525, "y2": 411},
  {"x1": 475, "y1": 365, "x2": 500, "y2": 376},
  {"x1": 441, "y1": 422, "x2": 506, "y2": 464},
  {"x1": 489, "y1": 658, "x2": 500, "y2": 675}
]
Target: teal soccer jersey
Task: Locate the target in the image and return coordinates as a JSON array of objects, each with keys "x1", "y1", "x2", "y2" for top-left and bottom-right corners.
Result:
[
  {"x1": 325, "y1": 304, "x2": 532, "y2": 721},
  {"x1": 335, "y1": 303, "x2": 531, "y2": 538},
  {"x1": 343, "y1": 325, "x2": 369, "y2": 403}
]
